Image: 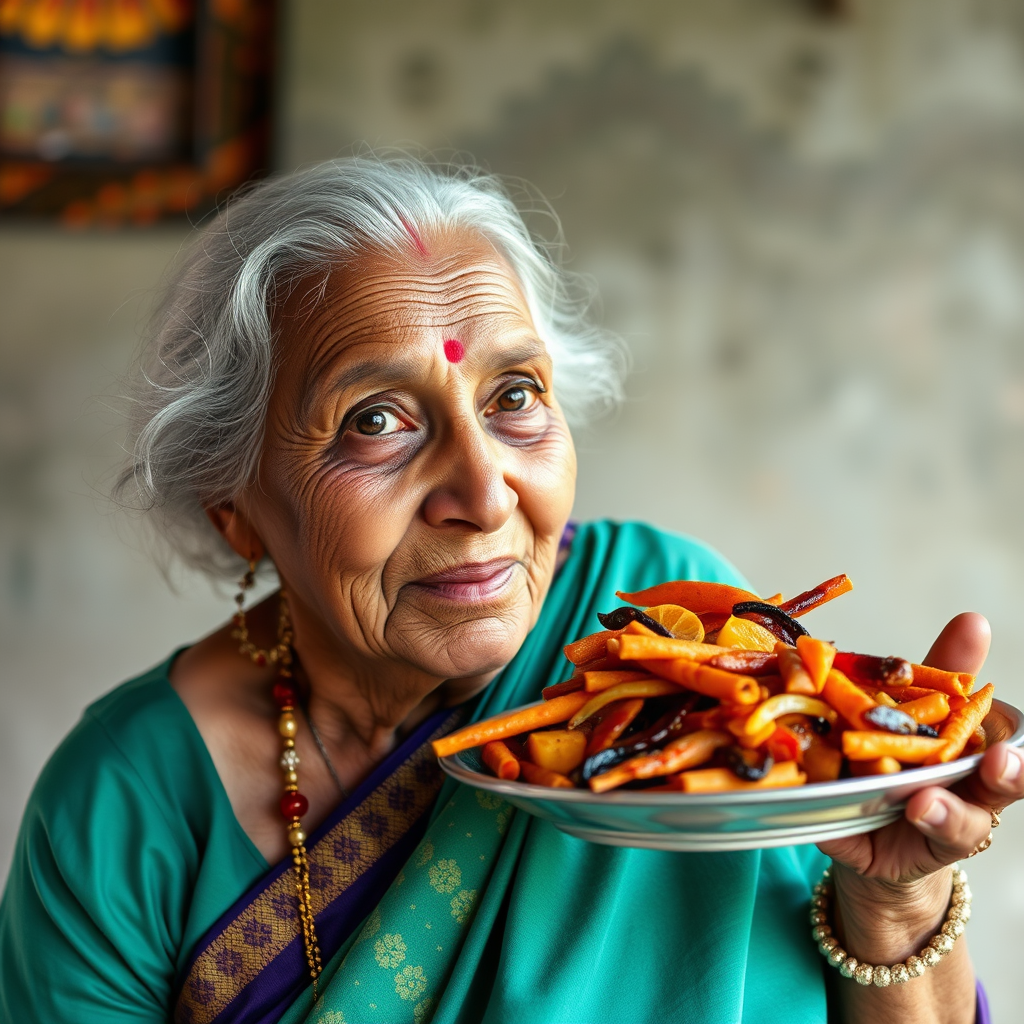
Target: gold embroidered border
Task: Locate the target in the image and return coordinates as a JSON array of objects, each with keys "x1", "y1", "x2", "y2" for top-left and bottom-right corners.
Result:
[{"x1": 174, "y1": 712, "x2": 460, "y2": 1024}]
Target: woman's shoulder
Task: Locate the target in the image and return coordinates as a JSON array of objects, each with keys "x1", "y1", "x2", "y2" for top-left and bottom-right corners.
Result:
[
  {"x1": 573, "y1": 519, "x2": 751, "y2": 591},
  {"x1": 24, "y1": 655, "x2": 223, "y2": 856}
]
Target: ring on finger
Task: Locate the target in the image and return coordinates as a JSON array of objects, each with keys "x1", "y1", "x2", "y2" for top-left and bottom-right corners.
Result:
[{"x1": 968, "y1": 810, "x2": 1002, "y2": 858}]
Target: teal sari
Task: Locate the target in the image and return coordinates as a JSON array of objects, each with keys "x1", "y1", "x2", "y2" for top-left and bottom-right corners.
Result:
[{"x1": 177, "y1": 521, "x2": 829, "y2": 1024}]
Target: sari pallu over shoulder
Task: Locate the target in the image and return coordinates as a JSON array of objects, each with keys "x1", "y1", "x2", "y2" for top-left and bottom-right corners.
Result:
[{"x1": 173, "y1": 705, "x2": 464, "y2": 1024}]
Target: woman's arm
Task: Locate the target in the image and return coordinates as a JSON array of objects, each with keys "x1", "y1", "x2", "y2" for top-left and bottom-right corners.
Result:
[{"x1": 821, "y1": 614, "x2": 1024, "y2": 1024}]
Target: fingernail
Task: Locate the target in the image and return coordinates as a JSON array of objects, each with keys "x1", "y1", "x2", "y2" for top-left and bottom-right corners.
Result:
[
  {"x1": 1000, "y1": 749, "x2": 1022, "y2": 784},
  {"x1": 919, "y1": 799, "x2": 948, "y2": 828}
]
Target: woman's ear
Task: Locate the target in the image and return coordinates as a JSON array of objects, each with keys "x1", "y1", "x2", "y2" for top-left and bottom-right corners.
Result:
[{"x1": 205, "y1": 504, "x2": 266, "y2": 563}]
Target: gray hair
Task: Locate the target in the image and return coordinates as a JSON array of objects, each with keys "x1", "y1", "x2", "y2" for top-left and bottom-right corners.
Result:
[{"x1": 118, "y1": 155, "x2": 626, "y2": 578}]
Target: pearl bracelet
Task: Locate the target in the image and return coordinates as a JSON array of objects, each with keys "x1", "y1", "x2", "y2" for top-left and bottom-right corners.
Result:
[{"x1": 811, "y1": 864, "x2": 971, "y2": 987}]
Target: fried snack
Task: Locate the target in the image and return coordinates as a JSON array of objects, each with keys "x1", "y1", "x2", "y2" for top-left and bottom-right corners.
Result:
[{"x1": 430, "y1": 573, "x2": 1002, "y2": 798}]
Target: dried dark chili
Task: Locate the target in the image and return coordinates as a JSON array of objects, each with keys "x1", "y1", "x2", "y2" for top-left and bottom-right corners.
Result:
[
  {"x1": 580, "y1": 694, "x2": 698, "y2": 780},
  {"x1": 724, "y1": 746, "x2": 775, "y2": 781},
  {"x1": 596, "y1": 606, "x2": 673, "y2": 637},
  {"x1": 731, "y1": 601, "x2": 810, "y2": 644},
  {"x1": 832, "y1": 651, "x2": 913, "y2": 687},
  {"x1": 862, "y1": 704, "x2": 917, "y2": 735},
  {"x1": 810, "y1": 716, "x2": 832, "y2": 735},
  {"x1": 916, "y1": 723, "x2": 940, "y2": 739}
]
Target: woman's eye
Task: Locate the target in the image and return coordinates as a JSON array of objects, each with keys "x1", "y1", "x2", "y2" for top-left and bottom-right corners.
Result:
[
  {"x1": 489, "y1": 383, "x2": 540, "y2": 416},
  {"x1": 498, "y1": 387, "x2": 528, "y2": 411},
  {"x1": 352, "y1": 408, "x2": 404, "y2": 435}
]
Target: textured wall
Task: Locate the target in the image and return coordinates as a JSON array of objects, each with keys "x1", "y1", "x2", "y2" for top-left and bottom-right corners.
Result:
[{"x1": 2, "y1": 0, "x2": 1024, "y2": 1014}]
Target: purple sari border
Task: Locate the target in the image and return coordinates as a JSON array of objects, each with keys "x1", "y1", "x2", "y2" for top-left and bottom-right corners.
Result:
[{"x1": 173, "y1": 704, "x2": 462, "y2": 1024}]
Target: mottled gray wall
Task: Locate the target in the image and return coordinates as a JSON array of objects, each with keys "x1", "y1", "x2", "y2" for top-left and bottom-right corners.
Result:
[{"x1": 3, "y1": 0, "x2": 1024, "y2": 1014}]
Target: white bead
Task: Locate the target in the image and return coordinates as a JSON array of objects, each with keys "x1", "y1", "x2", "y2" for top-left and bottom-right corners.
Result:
[{"x1": 280, "y1": 748, "x2": 300, "y2": 771}]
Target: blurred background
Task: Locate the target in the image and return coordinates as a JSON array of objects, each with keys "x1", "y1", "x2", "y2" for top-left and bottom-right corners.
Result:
[{"x1": 3, "y1": 0, "x2": 1024, "y2": 1015}]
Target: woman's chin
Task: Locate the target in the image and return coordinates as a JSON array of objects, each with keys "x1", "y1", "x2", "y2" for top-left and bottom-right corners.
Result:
[{"x1": 386, "y1": 605, "x2": 533, "y2": 682}]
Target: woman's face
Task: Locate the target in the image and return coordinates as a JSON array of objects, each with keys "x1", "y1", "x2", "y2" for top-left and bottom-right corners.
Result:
[{"x1": 237, "y1": 229, "x2": 577, "y2": 683}]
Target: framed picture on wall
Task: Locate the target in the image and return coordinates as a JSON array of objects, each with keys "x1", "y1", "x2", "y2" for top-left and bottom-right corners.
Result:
[{"x1": 0, "y1": 0, "x2": 274, "y2": 226}]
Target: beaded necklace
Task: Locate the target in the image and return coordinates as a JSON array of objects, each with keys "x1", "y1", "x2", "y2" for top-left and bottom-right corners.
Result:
[{"x1": 233, "y1": 566, "x2": 324, "y2": 997}]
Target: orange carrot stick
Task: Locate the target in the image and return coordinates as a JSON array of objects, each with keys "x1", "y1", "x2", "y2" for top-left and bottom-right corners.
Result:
[
  {"x1": 568, "y1": 680, "x2": 681, "y2": 728},
  {"x1": 850, "y1": 756, "x2": 902, "y2": 776},
  {"x1": 896, "y1": 692, "x2": 951, "y2": 726},
  {"x1": 925, "y1": 683, "x2": 995, "y2": 764},
  {"x1": 776, "y1": 644, "x2": 816, "y2": 695},
  {"x1": 795, "y1": 636, "x2": 836, "y2": 692},
  {"x1": 841, "y1": 731, "x2": 947, "y2": 762},
  {"x1": 588, "y1": 730, "x2": 731, "y2": 793},
  {"x1": 564, "y1": 629, "x2": 620, "y2": 666},
  {"x1": 671, "y1": 761, "x2": 806, "y2": 793},
  {"x1": 874, "y1": 683, "x2": 946, "y2": 703},
  {"x1": 611, "y1": 634, "x2": 728, "y2": 663},
  {"x1": 911, "y1": 664, "x2": 975, "y2": 698},
  {"x1": 432, "y1": 692, "x2": 590, "y2": 758},
  {"x1": 584, "y1": 698, "x2": 645, "y2": 755},
  {"x1": 615, "y1": 580, "x2": 761, "y2": 615},
  {"x1": 583, "y1": 669, "x2": 654, "y2": 693},
  {"x1": 780, "y1": 574, "x2": 853, "y2": 618},
  {"x1": 822, "y1": 669, "x2": 878, "y2": 730},
  {"x1": 519, "y1": 762, "x2": 574, "y2": 788},
  {"x1": 638, "y1": 658, "x2": 761, "y2": 705},
  {"x1": 482, "y1": 740, "x2": 521, "y2": 780}
]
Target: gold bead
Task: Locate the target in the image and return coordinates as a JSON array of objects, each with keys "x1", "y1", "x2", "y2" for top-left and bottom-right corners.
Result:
[
  {"x1": 839, "y1": 957, "x2": 858, "y2": 979},
  {"x1": 811, "y1": 925, "x2": 832, "y2": 942},
  {"x1": 920, "y1": 947, "x2": 941, "y2": 967},
  {"x1": 287, "y1": 824, "x2": 306, "y2": 847},
  {"x1": 905, "y1": 955, "x2": 925, "y2": 978},
  {"x1": 810, "y1": 894, "x2": 827, "y2": 909},
  {"x1": 942, "y1": 919, "x2": 965, "y2": 939},
  {"x1": 854, "y1": 964, "x2": 874, "y2": 986},
  {"x1": 872, "y1": 966, "x2": 892, "y2": 988},
  {"x1": 284, "y1": 770, "x2": 299, "y2": 785},
  {"x1": 890, "y1": 964, "x2": 910, "y2": 985},
  {"x1": 827, "y1": 946, "x2": 848, "y2": 968},
  {"x1": 818, "y1": 936, "x2": 838, "y2": 953},
  {"x1": 929, "y1": 933, "x2": 955, "y2": 955},
  {"x1": 279, "y1": 712, "x2": 298, "y2": 738},
  {"x1": 809, "y1": 910, "x2": 827, "y2": 926}
]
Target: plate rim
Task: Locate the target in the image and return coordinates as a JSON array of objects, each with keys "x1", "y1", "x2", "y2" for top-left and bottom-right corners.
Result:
[{"x1": 439, "y1": 697, "x2": 1024, "y2": 807}]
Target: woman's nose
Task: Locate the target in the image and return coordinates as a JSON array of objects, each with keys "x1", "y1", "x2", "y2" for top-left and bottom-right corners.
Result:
[{"x1": 420, "y1": 417, "x2": 518, "y2": 533}]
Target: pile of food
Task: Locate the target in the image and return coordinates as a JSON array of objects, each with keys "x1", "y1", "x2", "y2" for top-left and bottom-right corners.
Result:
[{"x1": 432, "y1": 575, "x2": 995, "y2": 793}]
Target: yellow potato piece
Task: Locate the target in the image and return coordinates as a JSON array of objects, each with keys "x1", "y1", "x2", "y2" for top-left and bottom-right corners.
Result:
[
  {"x1": 526, "y1": 729, "x2": 588, "y2": 775},
  {"x1": 716, "y1": 615, "x2": 778, "y2": 652},
  {"x1": 643, "y1": 604, "x2": 705, "y2": 642}
]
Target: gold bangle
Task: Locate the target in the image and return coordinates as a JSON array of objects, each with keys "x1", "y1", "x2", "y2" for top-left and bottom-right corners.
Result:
[{"x1": 810, "y1": 864, "x2": 971, "y2": 987}]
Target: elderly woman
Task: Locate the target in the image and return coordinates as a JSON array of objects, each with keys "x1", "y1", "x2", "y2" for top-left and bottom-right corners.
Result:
[{"x1": 0, "y1": 157, "x2": 1020, "y2": 1024}]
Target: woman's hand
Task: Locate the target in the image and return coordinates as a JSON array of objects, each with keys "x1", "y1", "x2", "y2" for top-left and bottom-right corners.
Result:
[{"x1": 819, "y1": 612, "x2": 1024, "y2": 1024}]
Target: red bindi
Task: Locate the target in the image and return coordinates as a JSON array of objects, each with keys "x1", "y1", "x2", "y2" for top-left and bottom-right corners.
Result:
[{"x1": 443, "y1": 339, "x2": 465, "y2": 363}]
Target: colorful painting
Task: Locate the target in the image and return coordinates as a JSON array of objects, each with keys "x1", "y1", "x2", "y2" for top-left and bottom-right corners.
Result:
[{"x1": 0, "y1": 0, "x2": 273, "y2": 225}]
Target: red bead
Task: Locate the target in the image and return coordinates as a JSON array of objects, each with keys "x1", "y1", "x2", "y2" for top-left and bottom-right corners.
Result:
[
  {"x1": 272, "y1": 679, "x2": 297, "y2": 708},
  {"x1": 280, "y1": 791, "x2": 309, "y2": 819}
]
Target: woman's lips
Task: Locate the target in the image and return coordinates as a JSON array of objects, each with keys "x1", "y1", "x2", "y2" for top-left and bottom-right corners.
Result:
[{"x1": 410, "y1": 559, "x2": 519, "y2": 603}]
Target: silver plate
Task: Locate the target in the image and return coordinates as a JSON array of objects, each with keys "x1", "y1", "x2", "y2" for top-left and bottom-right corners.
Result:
[{"x1": 439, "y1": 698, "x2": 1024, "y2": 851}]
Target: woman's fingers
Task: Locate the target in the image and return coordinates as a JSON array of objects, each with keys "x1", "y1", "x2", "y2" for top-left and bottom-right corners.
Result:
[
  {"x1": 961, "y1": 742, "x2": 1024, "y2": 812},
  {"x1": 922, "y1": 612, "x2": 991, "y2": 674},
  {"x1": 905, "y1": 785, "x2": 994, "y2": 864}
]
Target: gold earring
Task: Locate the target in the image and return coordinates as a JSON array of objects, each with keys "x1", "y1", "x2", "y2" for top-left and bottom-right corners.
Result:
[{"x1": 232, "y1": 558, "x2": 293, "y2": 669}]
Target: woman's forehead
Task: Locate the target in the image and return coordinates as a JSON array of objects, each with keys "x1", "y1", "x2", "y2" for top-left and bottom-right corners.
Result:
[{"x1": 277, "y1": 230, "x2": 535, "y2": 354}]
